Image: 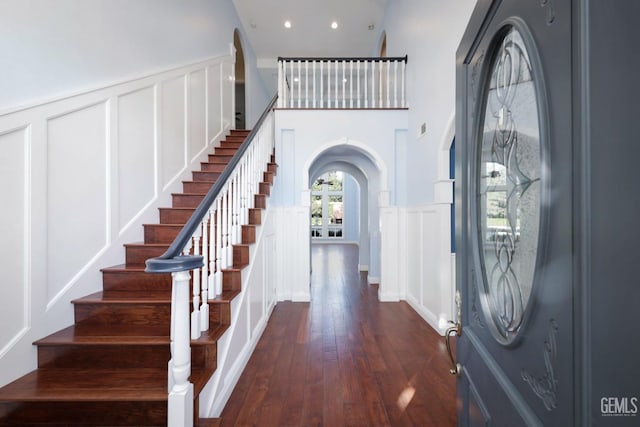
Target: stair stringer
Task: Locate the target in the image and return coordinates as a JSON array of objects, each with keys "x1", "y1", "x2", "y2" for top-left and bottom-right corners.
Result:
[{"x1": 198, "y1": 194, "x2": 278, "y2": 417}]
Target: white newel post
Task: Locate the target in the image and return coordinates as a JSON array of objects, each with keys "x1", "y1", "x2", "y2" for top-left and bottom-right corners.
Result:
[{"x1": 168, "y1": 270, "x2": 194, "y2": 427}]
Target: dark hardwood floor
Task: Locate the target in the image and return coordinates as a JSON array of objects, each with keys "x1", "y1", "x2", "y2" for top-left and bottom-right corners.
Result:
[{"x1": 219, "y1": 244, "x2": 456, "y2": 426}]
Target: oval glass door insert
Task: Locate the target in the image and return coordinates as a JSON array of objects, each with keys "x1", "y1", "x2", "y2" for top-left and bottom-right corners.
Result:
[{"x1": 477, "y1": 26, "x2": 542, "y2": 343}]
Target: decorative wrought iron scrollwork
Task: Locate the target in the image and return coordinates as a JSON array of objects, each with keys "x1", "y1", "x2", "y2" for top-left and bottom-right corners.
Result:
[
  {"x1": 521, "y1": 319, "x2": 559, "y2": 411},
  {"x1": 470, "y1": 269, "x2": 485, "y2": 328},
  {"x1": 477, "y1": 27, "x2": 541, "y2": 342},
  {"x1": 540, "y1": 0, "x2": 556, "y2": 26}
]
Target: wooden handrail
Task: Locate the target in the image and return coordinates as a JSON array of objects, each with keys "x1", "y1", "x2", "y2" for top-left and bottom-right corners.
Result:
[{"x1": 145, "y1": 94, "x2": 278, "y2": 274}]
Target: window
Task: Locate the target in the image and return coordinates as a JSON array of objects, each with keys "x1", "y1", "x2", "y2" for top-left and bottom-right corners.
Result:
[{"x1": 311, "y1": 171, "x2": 344, "y2": 239}]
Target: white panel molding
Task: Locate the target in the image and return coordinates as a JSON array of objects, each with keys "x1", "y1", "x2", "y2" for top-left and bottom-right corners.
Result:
[
  {"x1": 379, "y1": 206, "x2": 400, "y2": 301},
  {"x1": 0, "y1": 126, "x2": 31, "y2": 361},
  {"x1": 45, "y1": 101, "x2": 109, "y2": 310},
  {"x1": 398, "y1": 203, "x2": 453, "y2": 336},
  {"x1": 274, "y1": 206, "x2": 311, "y2": 302},
  {"x1": 406, "y1": 292, "x2": 443, "y2": 334},
  {"x1": 160, "y1": 75, "x2": 187, "y2": 191}
]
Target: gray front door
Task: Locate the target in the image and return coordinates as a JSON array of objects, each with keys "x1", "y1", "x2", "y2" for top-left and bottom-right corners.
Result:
[{"x1": 454, "y1": 1, "x2": 573, "y2": 425}]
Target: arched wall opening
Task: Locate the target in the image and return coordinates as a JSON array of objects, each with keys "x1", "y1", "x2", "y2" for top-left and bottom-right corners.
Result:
[
  {"x1": 305, "y1": 140, "x2": 388, "y2": 285},
  {"x1": 233, "y1": 29, "x2": 246, "y2": 129}
]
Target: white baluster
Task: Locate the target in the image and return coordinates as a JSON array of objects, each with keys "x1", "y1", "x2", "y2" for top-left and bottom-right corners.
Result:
[
  {"x1": 214, "y1": 198, "x2": 222, "y2": 296},
  {"x1": 357, "y1": 61, "x2": 361, "y2": 108},
  {"x1": 168, "y1": 270, "x2": 194, "y2": 427},
  {"x1": 320, "y1": 60, "x2": 324, "y2": 108},
  {"x1": 226, "y1": 186, "x2": 233, "y2": 268},
  {"x1": 277, "y1": 60, "x2": 283, "y2": 108},
  {"x1": 349, "y1": 60, "x2": 353, "y2": 109},
  {"x1": 312, "y1": 60, "x2": 317, "y2": 108},
  {"x1": 393, "y1": 60, "x2": 398, "y2": 108},
  {"x1": 371, "y1": 61, "x2": 376, "y2": 108},
  {"x1": 305, "y1": 60, "x2": 309, "y2": 108},
  {"x1": 334, "y1": 60, "x2": 339, "y2": 108},
  {"x1": 364, "y1": 61, "x2": 368, "y2": 108},
  {"x1": 191, "y1": 226, "x2": 201, "y2": 340},
  {"x1": 297, "y1": 60, "x2": 301, "y2": 108},
  {"x1": 401, "y1": 60, "x2": 406, "y2": 108},
  {"x1": 289, "y1": 60, "x2": 294, "y2": 108},
  {"x1": 386, "y1": 61, "x2": 390, "y2": 108},
  {"x1": 342, "y1": 60, "x2": 346, "y2": 108},
  {"x1": 200, "y1": 213, "x2": 210, "y2": 332},
  {"x1": 379, "y1": 60, "x2": 384, "y2": 108}
]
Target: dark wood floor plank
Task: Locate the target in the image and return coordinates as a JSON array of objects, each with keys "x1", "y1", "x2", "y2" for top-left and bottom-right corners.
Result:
[{"x1": 219, "y1": 244, "x2": 456, "y2": 426}]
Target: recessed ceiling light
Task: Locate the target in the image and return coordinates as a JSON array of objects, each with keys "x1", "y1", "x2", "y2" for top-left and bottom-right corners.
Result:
[
  {"x1": 284, "y1": 20, "x2": 292, "y2": 29},
  {"x1": 331, "y1": 21, "x2": 338, "y2": 30}
]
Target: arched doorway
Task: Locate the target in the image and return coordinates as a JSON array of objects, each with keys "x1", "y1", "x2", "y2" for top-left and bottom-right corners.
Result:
[
  {"x1": 233, "y1": 29, "x2": 246, "y2": 129},
  {"x1": 306, "y1": 141, "x2": 388, "y2": 286}
]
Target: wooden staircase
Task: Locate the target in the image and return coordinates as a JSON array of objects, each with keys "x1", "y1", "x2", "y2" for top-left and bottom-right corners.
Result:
[{"x1": 0, "y1": 129, "x2": 277, "y2": 426}]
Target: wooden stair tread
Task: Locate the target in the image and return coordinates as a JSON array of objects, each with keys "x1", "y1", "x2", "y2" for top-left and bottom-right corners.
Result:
[
  {"x1": 73, "y1": 290, "x2": 172, "y2": 304},
  {"x1": 101, "y1": 264, "x2": 146, "y2": 273},
  {"x1": 0, "y1": 368, "x2": 168, "y2": 401},
  {"x1": 34, "y1": 325, "x2": 170, "y2": 345},
  {"x1": 124, "y1": 242, "x2": 169, "y2": 248},
  {"x1": 192, "y1": 324, "x2": 228, "y2": 344}
]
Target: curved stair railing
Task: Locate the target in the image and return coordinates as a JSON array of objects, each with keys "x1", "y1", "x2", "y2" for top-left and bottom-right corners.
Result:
[{"x1": 145, "y1": 95, "x2": 277, "y2": 427}]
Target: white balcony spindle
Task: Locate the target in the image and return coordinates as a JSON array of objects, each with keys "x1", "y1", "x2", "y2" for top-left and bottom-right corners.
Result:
[
  {"x1": 320, "y1": 60, "x2": 324, "y2": 108},
  {"x1": 401, "y1": 60, "x2": 406, "y2": 107},
  {"x1": 312, "y1": 61, "x2": 317, "y2": 108},
  {"x1": 305, "y1": 60, "x2": 309, "y2": 108},
  {"x1": 393, "y1": 60, "x2": 398, "y2": 108},
  {"x1": 378, "y1": 61, "x2": 384, "y2": 108},
  {"x1": 334, "y1": 60, "x2": 339, "y2": 108},
  {"x1": 349, "y1": 60, "x2": 353, "y2": 108},
  {"x1": 342, "y1": 60, "x2": 346, "y2": 108},
  {"x1": 289, "y1": 60, "x2": 294, "y2": 108},
  {"x1": 357, "y1": 61, "x2": 361, "y2": 108},
  {"x1": 385, "y1": 61, "x2": 390, "y2": 108},
  {"x1": 364, "y1": 61, "x2": 368, "y2": 108}
]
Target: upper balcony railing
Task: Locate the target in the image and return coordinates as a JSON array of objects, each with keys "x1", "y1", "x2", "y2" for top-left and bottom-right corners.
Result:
[{"x1": 277, "y1": 56, "x2": 408, "y2": 109}]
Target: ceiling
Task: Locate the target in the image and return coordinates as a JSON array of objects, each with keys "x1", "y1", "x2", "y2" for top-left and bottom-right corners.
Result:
[{"x1": 233, "y1": 0, "x2": 390, "y2": 62}]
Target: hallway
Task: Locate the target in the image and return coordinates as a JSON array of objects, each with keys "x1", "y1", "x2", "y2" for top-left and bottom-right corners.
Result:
[{"x1": 219, "y1": 244, "x2": 456, "y2": 426}]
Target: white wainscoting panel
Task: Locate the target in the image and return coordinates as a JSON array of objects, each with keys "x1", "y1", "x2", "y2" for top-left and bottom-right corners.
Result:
[
  {"x1": 402, "y1": 204, "x2": 453, "y2": 335},
  {"x1": 117, "y1": 86, "x2": 155, "y2": 232},
  {"x1": 0, "y1": 127, "x2": 30, "y2": 357},
  {"x1": 160, "y1": 76, "x2": 186, "y2": 190},
  {"x1": 188, "y1": 69, "x2": 207, "y2": 161},
  {"x1": 274, "y1": 206, "x2": 311, "y2": 302},
  {"x1": 380, "y1": 207, "x2": 401, "y2": 301},
  {"x1": 46, "y1": 102, "x2": 108, "y2": 305},
  {"x1": 207, "y1": 64, "x2": 223, "y2": 144}
]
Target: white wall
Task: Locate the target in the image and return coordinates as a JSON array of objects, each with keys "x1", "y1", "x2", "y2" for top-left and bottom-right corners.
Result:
[
  {"x1": 0, "y1": 0, "x2": 269, "y2": 121},
  {"x1": 376, "y1": 0, "x2": 475, "y2": 205}
]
